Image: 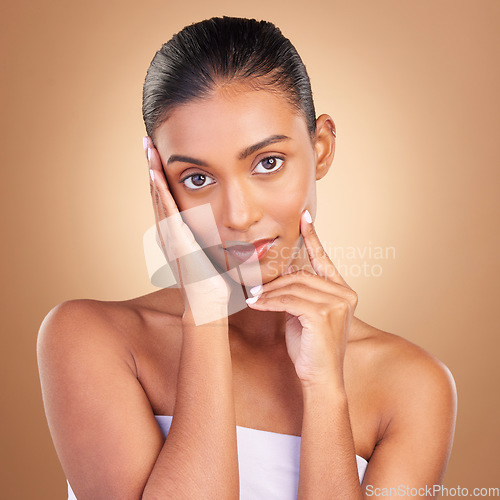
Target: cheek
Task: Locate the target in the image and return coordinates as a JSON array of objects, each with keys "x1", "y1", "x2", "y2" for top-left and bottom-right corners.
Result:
[
  {"x1": 266, "y1": 167, "x2": 316, "y2": 229},
  {"x1": 164, "y1": 175, "x2": 187, "y2": 211},
  {"x1": 160, "y1": 180, "x2": 217, "y2": 247},
  {"x1": 274, "y1": 190, "x2": 305, "y2": 224}
]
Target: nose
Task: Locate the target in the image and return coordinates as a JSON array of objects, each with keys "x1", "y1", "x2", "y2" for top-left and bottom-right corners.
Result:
[{"x1": 220, "y1": 179, "x2": 262, "y2": 233}]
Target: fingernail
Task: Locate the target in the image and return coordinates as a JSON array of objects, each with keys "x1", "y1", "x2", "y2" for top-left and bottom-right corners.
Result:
[
  {"x1": 143, "y1": 136, "x2": 148, "y2": 151},
  {"x1": 304, "y1": 210, "x2": 312, "y2": 223},
  {"x1": 249, "y1": 285, "x2": 262, "y2": 296},
  {"x1": 149, "y1": 169, "x2": 155, "y2": 182},
  {"x1": 246, "y1": 296, "x2": 259, "y2": 304},
  {"x1": 147, "y1": 148, "x2": 152, "y2": 162}
]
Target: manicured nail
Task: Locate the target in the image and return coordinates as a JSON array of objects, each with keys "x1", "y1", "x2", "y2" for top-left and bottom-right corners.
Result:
[
  {"x1": 246, "y1": 296, "x2": 259, "y2": 304},
  {"x1": 149, "y1": 169, "x2": 155, "y2": 182},
  {"x1": 147, "y1": 148, "x2": 152, "y2": 162},
  {"x1": 304, "y1": 210, "x2": 312, "y2": 223},
  {"x1": 143, "y1": 136, "x2": 148, "y2": 150},
  {"x1": 249, "y1": 285, "x2": 262, "y2": 296}
]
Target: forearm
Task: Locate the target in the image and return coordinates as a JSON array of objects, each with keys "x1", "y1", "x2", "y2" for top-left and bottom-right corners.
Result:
[
  {"x1": 298, "y1": 384, "x2": 364, "y2": 500},
  {"x1": 143, "y1": 314, "x2": 238, "y2": 499}
]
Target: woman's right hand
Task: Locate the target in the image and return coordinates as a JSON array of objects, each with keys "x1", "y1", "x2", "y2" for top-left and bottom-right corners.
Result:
[{"x1": 146, "y1": 137, "x2": 231, "y2": 325}]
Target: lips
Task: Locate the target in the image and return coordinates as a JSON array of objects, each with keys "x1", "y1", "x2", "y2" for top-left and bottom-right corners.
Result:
[{"x1": 224, "y1": 237, "x2": 277, "y2": 263}]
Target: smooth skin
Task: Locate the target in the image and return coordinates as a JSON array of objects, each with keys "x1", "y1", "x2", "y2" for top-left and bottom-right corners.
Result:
[{"x1": 37, "y1": 84, "x2": 457, "y2": 499}]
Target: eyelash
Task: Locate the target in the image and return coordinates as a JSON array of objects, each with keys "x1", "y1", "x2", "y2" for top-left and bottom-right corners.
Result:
[{"x1": 179, "y1": 156, "x2": 285, "y2": 191}]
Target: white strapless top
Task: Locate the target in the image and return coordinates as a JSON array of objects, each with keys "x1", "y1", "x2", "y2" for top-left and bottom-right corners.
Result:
[{"x1": 67, "y1": 415, "x2": 368, "y2": 499}]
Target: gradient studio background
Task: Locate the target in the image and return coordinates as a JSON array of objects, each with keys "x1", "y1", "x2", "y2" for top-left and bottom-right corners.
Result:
[{"x1": 1, "y1": 0, "x2": 499, "y2": 497}]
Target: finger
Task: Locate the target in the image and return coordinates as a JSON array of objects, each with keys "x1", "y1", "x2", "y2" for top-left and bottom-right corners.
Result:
[
  {"x1": 148, "y1": 145, "x2": 179, "y2": 220},
  {"x1": 144, "y1": 144, "x2": 231, "y2": 313},
  {"x1": 246, "y1": 290, "x2": 355, "y2": 329},
  {"x1": 246, "y1": 289, "x2": 356, "y2": 329},
  {"x1": 251, "y1": 271, "x2": 358, "y2": 308},
  {"x1": 147, "y1": 145, "x2": 175, "y2": 255},
  {"x1": 271, "y1": 286, "x2": 354, "y2": 312},
  {"x1": 274, "y1": 283, "x2": 356, "y2": 314},
  {"x1": 300, "y1": 210, "x2": 349, "y2": 288},
  {"x1": 147, "y1": 146, "x2": 200, "y2": 265},
  {"x1": 246, "y1": 291, "x2": 328, "y2": 320}
]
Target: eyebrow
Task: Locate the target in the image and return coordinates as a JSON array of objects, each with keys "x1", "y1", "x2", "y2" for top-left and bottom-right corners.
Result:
[
  {"x1": 237, "y1": 134, "x2": 291, "y2": 160},
  {"x1": 166, "y1": 134, "x2": 291, "y2": 167}
]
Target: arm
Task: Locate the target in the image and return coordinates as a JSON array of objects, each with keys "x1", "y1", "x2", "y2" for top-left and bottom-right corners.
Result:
[
  {"x1": 360, "y1": 348, "x2": 457, "y2": 498},
  {"x1": 37, "y1": 299, "x2": 239, "y2": 500},
  {"x1": 143, "y1": 310, "x2": 239, "y2": 498},
  {"x1": 298, "y1": 348, "x2": 457, "y2": 499},
  {"x1": 245, "y1": 209, "x2": 363, "y2": 498},
  {"x1": 246, "y1": 211, "x2": 456, "y2": 498},
  {"x1": 298, "y1": 385, "x2": 361, "y2": 499},
  {"x1": 142, "y1": 140, "x2": 239, "y2": 497}
]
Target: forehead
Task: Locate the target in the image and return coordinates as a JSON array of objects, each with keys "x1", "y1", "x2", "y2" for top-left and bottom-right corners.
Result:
[{"x1": 154, "y1": 87, "x2": 310, "y2": 158}]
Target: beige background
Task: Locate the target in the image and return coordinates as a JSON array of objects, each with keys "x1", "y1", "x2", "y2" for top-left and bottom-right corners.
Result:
[{"x1": 1, "y1": 0, "x2": 499, "y2": 497}]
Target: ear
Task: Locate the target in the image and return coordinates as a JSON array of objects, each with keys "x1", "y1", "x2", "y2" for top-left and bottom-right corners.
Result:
[{"x1": 313, "y1": 114, "x2": 336, "y2": 181}]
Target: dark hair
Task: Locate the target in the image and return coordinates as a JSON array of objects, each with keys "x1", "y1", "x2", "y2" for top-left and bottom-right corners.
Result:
[{"x1": 142, "y1": 16, "x2": 316, "y2": 141}]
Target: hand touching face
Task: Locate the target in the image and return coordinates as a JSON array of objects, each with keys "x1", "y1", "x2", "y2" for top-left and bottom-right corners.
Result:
[
  {"x1": 151, "y1": 85, "x2": 335, "y2": 286},
  {"x1": 246, "y1": 209, "x2": 358, "y2": 389}
]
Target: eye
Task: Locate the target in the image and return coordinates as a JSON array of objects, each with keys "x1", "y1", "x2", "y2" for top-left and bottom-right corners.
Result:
[
  {"x1": 181, "y1": 173, "x2": 216, "y2": 190},
  {"x1": 253, "y1": 156, "x2": 285, "y2": 174}
]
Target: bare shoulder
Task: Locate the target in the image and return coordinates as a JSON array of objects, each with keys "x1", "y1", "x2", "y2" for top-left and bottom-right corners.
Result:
[
  {"x1": 37, "y1": 289, "x2": 185, "y2": 436},
  {"x1": 37, "y1": 297, "x2": 138, "y2": 352},
  {"x1": 36, "y1": 291, "x2": 184, "y2": 498},
  {"x1": 348, "y1": 321, "x2": 457, "y2": 482},
  {"x1": 351, "y1": 317, "x2": 455, "y2": 387},
  {"x1": 349, "y1": 317, "x2": 457, "y2": 431},
  {"x1": 36, "y1": 300, "x2": 133, "y2": 391},
  {"x1": 37, "y1": 288, "x2": 184, "y2": 371}
]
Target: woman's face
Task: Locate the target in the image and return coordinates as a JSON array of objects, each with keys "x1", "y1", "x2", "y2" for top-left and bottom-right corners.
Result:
[{"x1": 153, "y1": 85, "x2": 333, "y2": 286}]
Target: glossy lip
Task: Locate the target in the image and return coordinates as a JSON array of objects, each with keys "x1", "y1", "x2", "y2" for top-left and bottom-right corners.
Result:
[{"x1": 224, "y1": 237, "x2": 277, "y2": 263}]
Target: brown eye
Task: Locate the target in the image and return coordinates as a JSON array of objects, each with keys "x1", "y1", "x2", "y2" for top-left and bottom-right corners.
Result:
[
  {"x1": 262, "y1": 158, "x2": 277, "y2": 169},
  {"x1": 182, "y1": 173, "x2": 215, "y2": 190},
  {"x1": 254, "y1": 156, "x2": 284, "y2": 174},
  {"x1": 191, "y1": 174, "x2": 206, "y2": 186}
]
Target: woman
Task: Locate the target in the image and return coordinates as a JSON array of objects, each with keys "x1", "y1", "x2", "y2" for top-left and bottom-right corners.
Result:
[{"x1": 37, "y1": 16, "x2": 457, "y2": 499}]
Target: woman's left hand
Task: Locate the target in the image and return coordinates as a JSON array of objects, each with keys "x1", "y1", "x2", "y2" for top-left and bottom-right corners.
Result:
[{"x1": 246, "y1": 210, "x2": 358, "y2": 390}]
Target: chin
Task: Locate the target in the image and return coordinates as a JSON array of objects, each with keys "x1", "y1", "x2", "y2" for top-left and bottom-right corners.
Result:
[{"x1": 222, "y1": 259, "x2": 289, "y2": 290}]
